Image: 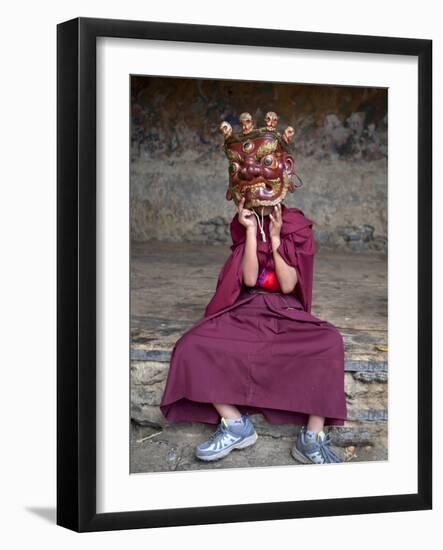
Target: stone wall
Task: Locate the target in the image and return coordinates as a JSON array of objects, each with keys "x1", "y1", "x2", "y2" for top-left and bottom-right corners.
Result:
[{"x1": 131, "y1": 77, "x2": 387, "y2": 253}]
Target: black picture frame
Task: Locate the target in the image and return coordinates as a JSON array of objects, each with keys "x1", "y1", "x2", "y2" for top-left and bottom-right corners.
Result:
[{"x1": 57, "y1": 17, "x2": 432, "y2": 532}]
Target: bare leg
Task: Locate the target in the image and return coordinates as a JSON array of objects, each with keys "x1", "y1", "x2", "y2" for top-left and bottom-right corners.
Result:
[
  {"x1": 307, "y1": 414, "x2": 325, "y2": 432},
  {"x1": 213, "y1": 403, "x2": 242, "y2": 420},
  {"x1": 213, "y1": 405, "x2": 324, "y2": 429}
]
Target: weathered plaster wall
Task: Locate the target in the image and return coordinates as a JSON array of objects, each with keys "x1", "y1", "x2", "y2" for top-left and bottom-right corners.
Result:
[{"x1": 131, "y1": 77, "x2": 387, "y2": 252}]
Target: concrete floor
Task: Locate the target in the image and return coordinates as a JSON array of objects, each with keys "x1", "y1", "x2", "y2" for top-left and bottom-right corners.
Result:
[{"x1": 130, "y1": 241, "x2": 387, "y2": 473}]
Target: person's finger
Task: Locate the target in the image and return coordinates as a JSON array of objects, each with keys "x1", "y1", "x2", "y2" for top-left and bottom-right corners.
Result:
[{"x1": 237, "y1": 196, "x2": 245, "y2": 213}]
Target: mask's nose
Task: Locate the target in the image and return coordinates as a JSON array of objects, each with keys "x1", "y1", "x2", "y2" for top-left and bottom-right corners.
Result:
[{"x1": 240, "y1": 159, "x2": 261, "y2": 181}]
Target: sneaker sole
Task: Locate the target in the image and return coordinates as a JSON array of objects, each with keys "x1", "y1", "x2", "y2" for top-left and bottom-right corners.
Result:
[
  {"x1": 196, "y1": 431, "x2": 258, "y2": 462},
  {"x1": 290, "y1": 445, "x2": 315, "y2": 464}
]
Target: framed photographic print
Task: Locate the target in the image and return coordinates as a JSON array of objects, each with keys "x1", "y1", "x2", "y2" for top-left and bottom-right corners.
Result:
[{"x1": 57, "y1": 17, "x2": 432, "y2": 532}]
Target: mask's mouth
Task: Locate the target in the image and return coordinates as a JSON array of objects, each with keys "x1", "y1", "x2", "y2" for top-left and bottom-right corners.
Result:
[{"x1": 240, "y1": 178, "x2": 281, "y2": 200}]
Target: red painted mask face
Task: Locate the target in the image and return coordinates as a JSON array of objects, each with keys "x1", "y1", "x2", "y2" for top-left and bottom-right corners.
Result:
[{"x1": 220, "y1": 112, "x2": 296, "y2": 209}]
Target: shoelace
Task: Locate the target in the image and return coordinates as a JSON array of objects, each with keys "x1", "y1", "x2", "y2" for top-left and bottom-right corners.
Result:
[
  {"x1": 208, "y1": 422, "x2": 227, "y2": 442},
  {"x1": 317, "y1": 433, "x2": 342, "y2": 463}
]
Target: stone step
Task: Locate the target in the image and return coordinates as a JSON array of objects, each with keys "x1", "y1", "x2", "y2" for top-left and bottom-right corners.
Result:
[
  {"x1": 130, "y1": 359, "x2": 388, "y2": 430},
  {"x1": 130, "y1": 379, "x2": 388, "y2": 410}
]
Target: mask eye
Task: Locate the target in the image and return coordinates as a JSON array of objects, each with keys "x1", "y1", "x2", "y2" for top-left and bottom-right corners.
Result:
[
  {"x1": 229, "y1": 162, "x2": 239, "y2": 174},
  {"x1": 242, "y1": 140, "x2": 254, "y2": 153},
  {"x1": 262, "y1": 155, "x2": 274, "y2": 167}
]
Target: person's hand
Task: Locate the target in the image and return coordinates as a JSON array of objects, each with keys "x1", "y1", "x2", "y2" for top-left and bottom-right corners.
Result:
[
  {"x1": 237, "y1": 197, "x2": 257, "y2": 231},
  {"x1": 269, "y1": 203, "x2": 283, "y2": 243}
]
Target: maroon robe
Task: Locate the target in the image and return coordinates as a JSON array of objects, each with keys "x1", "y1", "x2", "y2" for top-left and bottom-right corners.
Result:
[{"x1": 160, "y1": 204, "x2": 347, "y2": 426}]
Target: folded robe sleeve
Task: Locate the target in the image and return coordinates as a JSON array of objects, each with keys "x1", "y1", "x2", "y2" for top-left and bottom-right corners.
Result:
[
  {"x1": 203, "y1": 241, "x2": 245, "y2": 318},
  {"x1": 275, "y1": 224, "x2": 315, "y2": 313}
]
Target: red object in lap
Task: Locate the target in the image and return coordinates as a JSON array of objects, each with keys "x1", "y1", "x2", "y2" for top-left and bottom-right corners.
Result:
[{"x1": 256, "y1": 268, "x2": 281, "y2": 291}]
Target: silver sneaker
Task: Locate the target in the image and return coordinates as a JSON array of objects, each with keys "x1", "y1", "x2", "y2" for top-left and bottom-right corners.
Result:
[
  {"x1": 291, "y1": 426, "x2": 342, "y2": 464},
  {"x1": 196, "y1": 415, "x2": 258, "y2": 462}
]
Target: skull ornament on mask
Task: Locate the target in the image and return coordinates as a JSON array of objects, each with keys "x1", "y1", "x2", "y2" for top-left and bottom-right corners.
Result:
[
  {"x1": 219, "y1": 121, "x2": 233, "y2": 140},
  {"x1": 239, "y1": 112, "x2": 254, "y2": 135},
  {"x1": 264, "y1": 111, "x2": 279, "y2": 131},
  {"x1": 221, "y1": 112, "x2": 297, "y2": 209}
]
